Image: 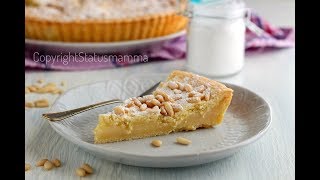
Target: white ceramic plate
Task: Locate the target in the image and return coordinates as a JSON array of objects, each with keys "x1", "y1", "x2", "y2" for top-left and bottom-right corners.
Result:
[
  {"x1": 25, "y1": 31, "x2": 185, "y2": 54},
  {"x1": 47, "y1": 74, "x2": 271, "y2": 168}
]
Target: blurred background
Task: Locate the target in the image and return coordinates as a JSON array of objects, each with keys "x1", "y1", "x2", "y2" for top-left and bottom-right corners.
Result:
[{"x1": 25, "y1": 0, "x2": 294, "y2": 72}]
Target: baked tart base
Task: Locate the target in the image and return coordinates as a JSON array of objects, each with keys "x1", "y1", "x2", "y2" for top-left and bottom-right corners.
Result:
[{"x1": 94, "y1": 70, "x2": 233, "y2": 143}]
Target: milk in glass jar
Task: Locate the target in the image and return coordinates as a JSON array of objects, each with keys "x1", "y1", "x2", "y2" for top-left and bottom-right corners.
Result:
[{"x1": 186, "y1": 0, "x2": 247, "y2": 77}]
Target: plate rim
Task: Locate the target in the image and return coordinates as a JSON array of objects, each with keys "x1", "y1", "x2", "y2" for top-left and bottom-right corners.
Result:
[
  {"x1": 47, "y1": 77, "x2": 272, "y2": 159},
  {"x1": 25, "y1": 30, "x2": 186, "y2": 47}
]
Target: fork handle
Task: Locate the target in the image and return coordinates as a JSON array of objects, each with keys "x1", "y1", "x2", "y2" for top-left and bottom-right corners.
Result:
[{"x1": 42, "y1": 99, "x2": 123, "y2": 121}]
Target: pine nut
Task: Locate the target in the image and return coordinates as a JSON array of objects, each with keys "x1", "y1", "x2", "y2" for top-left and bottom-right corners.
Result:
[
  {"x1": 25, "y1": 102, "x2": 34, "y2": 108},
  {"x1": 34, "y1": 99, "x2": 49, "y2": 108},
  {"x1": 154, "y1": 90, "x2": 173, "y2": 102},
  {"x1": 195, "y1": 85, "x2": 206, "y2": 93},
  {"x1": 184, "y1": 84, "x2": 193, "y2": 92},
  {"x1": 151, "y1": 140, "x2": 162, "y2": 147},
  {"x1": 81, "y1": 163, "x2": 93, "y2": 174},
  {"x1": 171, "y1": 103, "x2": 183, "y2": 112},
  {"x1": 187, "y1": 97, "x2": 201, "y2": 103},
  {"x1": 188, "y1": 91, "x2": 201, "y2": 97},
  {"x1": 176, "y1": 137, "x2": 192, "y2": 145},
  {"x1": 143, "y1": 95, "x2": 155, "y2": 101},
  {"x1": 204, "y1": 90, "x2": 211, "y2": 101},
  {"x1": 75, "y1": 168, "x2": 86, "y2": 177},
  {"x1": 37, "y1": 87, "x2": 51, "y2": 93},
  {"x1": 113, "y1": 106, "x2": 125, "y2": 115},
  {"x1": 43, "y1": 161, "x2": 54, "y2": 170},
  {"x1": 52, "y1": 89, "x2": 63, "y2": 94},
  {"x1": 147, "y1": 106, "x2": 160, "y2": 113},
  {"x1": 25, "y1": 88, "x2": 30, "y2": 94},
  {"x1": 173, "y1": 89, "x2": 182, "y2": 94},
  {"x1": 152, "y1": 106, "x2": 160, "y2": 111},
  {"x1": 151, "y1": 99, "x2": 161, "y2": 106},
  {"x1": 145, "y1": 100, "x2": 155, "y2": 108},
  {"x1": 36, "y1": 159, "x2": 48, "y2": 167},
  {"x1": 140, "y1": 103, "x2": 147, "y2": 111},
  {"x1": 25, "y1": 163, "x2": 31, "y2": 171},
  {"x1": 27, "y1": 86, "x2": 38, "y2": 92},
  {"x1": 160, "y1": 106, "x2": 167, "y2": 116},
  {"x1": 163, "y1": 102, "x2": 174, "y2": 116},
  {"x1": 52, "y1": 159, "x2": 61, "y2": 167},
  {"x1": 168, "y1": 81, "x2": 178, "y2": 90},
  {"x1": 177, "y1": 82, "x2": 185, "y2": 91},
  {"x1": 126, "y1": 101, "x2": 135, "y2": 108},
  {"x1": 155, "y1": 95, "x2": 165, "y2": 103},
  {"x1": 133, "y1": 98, "x2": 142, "y2": 107},
  {"x1": 173, "y1": 94, "x2": 182, "y2": 100},
  {"x1": 137, "y1": 97, "x2": 145, "y2": 103}
]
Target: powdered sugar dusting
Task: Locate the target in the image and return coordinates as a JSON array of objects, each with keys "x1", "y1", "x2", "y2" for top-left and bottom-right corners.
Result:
[
  {"x1": 26, "y1": 0, "x2": 177, "y2": 21},
  {"x1": 108, "y1": 73, "x2": 212, "y2": 118}
]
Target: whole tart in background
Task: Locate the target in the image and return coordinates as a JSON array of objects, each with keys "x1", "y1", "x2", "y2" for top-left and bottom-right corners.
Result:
[{"x1": 25, "y1": 0, "x2": 188, "y2": 42}]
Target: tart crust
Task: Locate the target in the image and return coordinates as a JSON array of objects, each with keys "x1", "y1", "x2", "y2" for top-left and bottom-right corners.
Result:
[
  {"x1": 94, "y1": 70, "x2": 233, "y2": 144},
  {"x1": 25, "y1": 2, "x2": 188, "y2": 42}
]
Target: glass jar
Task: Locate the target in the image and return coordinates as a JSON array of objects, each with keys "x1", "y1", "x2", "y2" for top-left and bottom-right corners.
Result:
[{"x1": 185, "y1": 0, "x2": 247, "y2": 77}]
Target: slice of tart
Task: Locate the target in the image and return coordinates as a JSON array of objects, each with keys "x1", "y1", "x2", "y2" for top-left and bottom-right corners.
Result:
[{"x1": 94, "y1": 70, "x2": 233, "y2": 144}]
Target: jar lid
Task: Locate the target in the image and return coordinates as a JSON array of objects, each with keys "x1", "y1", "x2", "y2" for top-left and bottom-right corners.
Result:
[{"x1": 190, "y1": 0, "x2": 246, "y2": 19}]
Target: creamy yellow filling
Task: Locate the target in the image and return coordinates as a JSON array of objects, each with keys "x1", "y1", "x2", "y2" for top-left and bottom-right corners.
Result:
[{"x1": 94, "y1": 96, "x2": 230, "y2": 144}]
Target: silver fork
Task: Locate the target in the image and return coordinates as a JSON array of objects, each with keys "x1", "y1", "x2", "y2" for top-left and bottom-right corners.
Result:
[{"x1": 42, "y1": 82, "x2": 161, "y2": 122}]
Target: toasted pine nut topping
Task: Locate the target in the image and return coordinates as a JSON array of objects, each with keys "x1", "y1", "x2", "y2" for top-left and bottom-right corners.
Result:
[
  {"x1": 177, "y1": 82, "x2": 185, "y2": 91},
  {"x1": 171, "y1": 103, "x2": 183, "y2": 112},
  {"x1": 126, "y1": 101, "x2": 135, "y2": 108},
  {"x1": 184, "y1": 84, "x2": 193, "y2": 92},
  {"x1": 143, "y1": 95, "x2": 155, "y2": 101},
  {"x1": 145, "y1": 100, "x2": 155, "y2": 108},
  {"x1": 151, "y1": 99, "x2": 161, "y2": 106},
  {"x1": 173, "y1": 89, "x2": 182, "y2": 94},
  {"x1": 163, "y1": 102, "x2": 174, "y2": 116},
  {"x1": 140, "y1": 103, "x2": 147, "y2": 111},
  {"x1": 154, "y1": 90, "x2": 173, "y2": 102},
  {"x1": 204, "y1": 90, "x2": 211, "y2": 101},
  {"x1": 133, "y1": 98, "x2": 142, "y2": 107},
  {"x1": 160, "y1": 106, "x2": 167, "y2": 116},
  {"x1": 187, "y1": 97, "x2": 201, "y2": 103},
  {"x1": 195, "y1": 85, "x2": 206, "y2": 93},
  {"x1": 113, "y1": 106, "x2": 125, "y2": 115},
  {"x1": 168, "y1": 81, "x2": 178, "y2": 90},
  {"x1": 155, "y1": 95, "x2": 165, "y2": 102}
]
